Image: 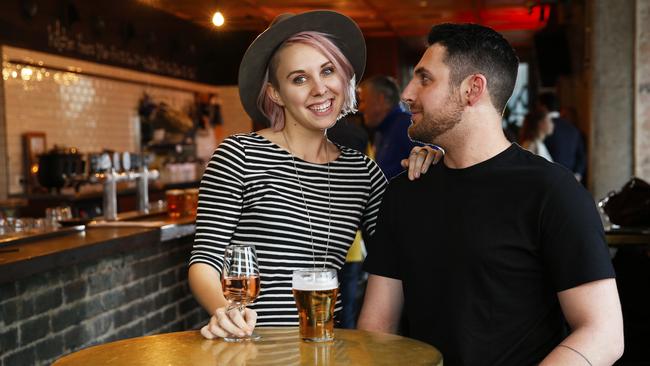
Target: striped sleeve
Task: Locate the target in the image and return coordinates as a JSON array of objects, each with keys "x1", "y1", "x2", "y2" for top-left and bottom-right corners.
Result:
[
  {"x1": 189, "y1": 135, "x2": 246, "y2": 276},
  {"x1": 361, "y1": 156, "x2": 387, "y2": 237}
]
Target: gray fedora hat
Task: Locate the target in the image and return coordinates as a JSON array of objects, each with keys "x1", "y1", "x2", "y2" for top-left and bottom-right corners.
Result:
[{"x1": 238, "y1": 10, "x2": 366, "y2": 126}]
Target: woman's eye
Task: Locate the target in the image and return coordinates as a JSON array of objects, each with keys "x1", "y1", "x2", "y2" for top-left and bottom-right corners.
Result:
[
  {"x1": 293, "y1": 75, "x2": 307, "y2": 84},
  {"x1": 322, "y1": 67, "x2": 334, "y2": 76}
]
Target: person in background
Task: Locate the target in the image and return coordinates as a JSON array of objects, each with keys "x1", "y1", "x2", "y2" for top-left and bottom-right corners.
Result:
[
  {"x1": 194, "y1": 93, "x2": 218, "y2": 164},
  {"x1": 519, "y1": 109, "x2": 554, "y2": 162},
  {"x1": 189, "y1": 10, "x2": 438, "y2": 341},
  {"x1": 539, "y1": 91, "x2": 586, "y2": 182},
  {"x1": 358, "y1": 75, "x2": 420, "y2": 179},
  {"x1": 327, "y1": 113, "x2": 371, "y2": 329},
  {"x1": 358, "y1": 23, "x2": 624, "y2": 365}
]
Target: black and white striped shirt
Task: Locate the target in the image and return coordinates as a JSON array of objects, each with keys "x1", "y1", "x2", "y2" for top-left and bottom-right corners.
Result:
[{"x1": 190, "y1": 133, "x2": 387, "y2": 326}]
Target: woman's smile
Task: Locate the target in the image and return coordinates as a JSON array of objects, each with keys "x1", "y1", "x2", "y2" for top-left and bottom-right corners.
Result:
[{"x1": 308, "y1": 99, "x2": 334, "y2": 115}]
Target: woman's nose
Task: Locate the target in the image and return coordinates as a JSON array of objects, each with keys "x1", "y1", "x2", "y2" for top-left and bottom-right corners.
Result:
[{"x1": 311, "y1": 77, "x2": 328, "y2": 96}]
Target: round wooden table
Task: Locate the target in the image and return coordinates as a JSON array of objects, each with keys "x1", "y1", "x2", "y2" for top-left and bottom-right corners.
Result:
[{"x1": 53, "y1": 327, "x2": 443, "y2": 365}]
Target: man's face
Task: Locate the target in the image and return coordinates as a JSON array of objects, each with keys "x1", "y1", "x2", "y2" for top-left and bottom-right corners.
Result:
[
  {"x1": 357, "y1": 85, "x2": 386, "y2": 129},
  {"x1": 402, "y1": 44, "x2": 464, "y2": 144}
]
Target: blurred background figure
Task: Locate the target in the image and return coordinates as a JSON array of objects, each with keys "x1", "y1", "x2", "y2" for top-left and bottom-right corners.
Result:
[
  {"x1": 519, "y1": 109, "x2": 554, "y2": 162},
  {"x1": 357, "y1": 75, "x2": 417, "y2": 179},
  {"x1": 328, "y1": 113, "x2": 370, "y2": 329},
  {"x1": 327, "y1": 112, "x2": 369, "y2": 155},
  {"x1": 193, "y1": 92, "x2": 223, "y2": 164},
  {"x1": 538, "y1": 92, "x2": 586, "y2": 182}
]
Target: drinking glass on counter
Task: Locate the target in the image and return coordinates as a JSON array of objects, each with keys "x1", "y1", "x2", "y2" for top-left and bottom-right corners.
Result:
[
  {"x1": 165, "y1": 189, "x2": 185, "y2": 219},
  {"x1": 292, "y1": 268, "x2": 338, "y2": 342},
  {"x1": 183, "y1": 188, "x2": 199, "y2": 217},
  {"x1": 221, "y1": 244, "x2": 261, "y2": 342}
]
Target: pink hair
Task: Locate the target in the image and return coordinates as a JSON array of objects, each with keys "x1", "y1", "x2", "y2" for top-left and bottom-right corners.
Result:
[{"x1": 256, "y1": 31, "x2": 357, "y2": 131}]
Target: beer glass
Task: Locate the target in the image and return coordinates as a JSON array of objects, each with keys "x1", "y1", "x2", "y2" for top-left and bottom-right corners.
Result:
[
  {"x1": 165, "y1": 189, "x2": 184, "y2": 219},
  {"x1": 292, "y1": 268, "x2": 338, "y2": 342},
  {"x1": 221, "y1": 244, "x2": 261, "y2": 342}
]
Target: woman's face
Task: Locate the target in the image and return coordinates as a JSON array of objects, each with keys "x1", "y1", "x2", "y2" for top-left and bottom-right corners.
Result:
[
  {"x1": 540, "y1": 114, "x2": 554, "y2": 137},
  {"x1": 267, "y1": 43, "x2": 344, "y2": 132}
]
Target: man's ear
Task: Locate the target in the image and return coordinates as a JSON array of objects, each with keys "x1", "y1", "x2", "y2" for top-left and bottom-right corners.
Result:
[
  {"x1": 462, "y1": 74, "x2": 487, "y2": 106},
  {"x1": 267, "y1": 84, "x2": 285, "y2": 107}
]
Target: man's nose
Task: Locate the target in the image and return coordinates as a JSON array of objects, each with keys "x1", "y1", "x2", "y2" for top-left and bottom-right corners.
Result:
[{"x1": 401, "y1": 80, "x2": 415, "y2": 106}]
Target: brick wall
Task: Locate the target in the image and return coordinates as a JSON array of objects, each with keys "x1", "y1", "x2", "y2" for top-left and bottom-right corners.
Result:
[{"x1": 0, "y1": 235, "x2": 209, "y2": 365}]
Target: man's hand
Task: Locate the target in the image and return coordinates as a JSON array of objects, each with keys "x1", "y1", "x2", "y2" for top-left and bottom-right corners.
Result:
[{"x1": 401, "y1": 145, "x2": 444, "y2": 180}]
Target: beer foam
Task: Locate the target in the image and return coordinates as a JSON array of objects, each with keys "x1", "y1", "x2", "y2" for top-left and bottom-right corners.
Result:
[{"x1": 292, "y1": 269, "x2": 338, "y2": 291}]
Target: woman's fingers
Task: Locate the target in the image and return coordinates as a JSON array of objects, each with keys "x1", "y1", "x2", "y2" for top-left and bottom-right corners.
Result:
[
  {"x1": 402, "y1": 146, "x2": 444, "y2": 180},
  {"x1": 200, "y1": 324, "x2": 217, "y2": 339},
  {"x1": 203, "y1": 314, "x2": 229, "y2": 339},
  {"x1": 217, "y1": 308, "x2": 247, "y2": 337},
  {"x1": 226, "y1": 307, "x2": 251, "y2": 335},
  {"x1": 243, "y1": 308, "x2": 258, "y2": 334}
]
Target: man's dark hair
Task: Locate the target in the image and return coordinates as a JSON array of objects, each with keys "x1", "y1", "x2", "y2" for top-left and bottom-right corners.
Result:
[
  {"x1": 428, "y1": 23, "x2": 519, "y2": 113},
  {"x1": 361, "y1": 75, "x2": 401, "y2": 107},
  {"x1": 537, "y1": 92, "x2": 560, "y2": 112}
]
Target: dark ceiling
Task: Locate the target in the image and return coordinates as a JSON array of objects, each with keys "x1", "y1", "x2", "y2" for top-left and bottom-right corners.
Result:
[{"x1": 137, "y1": 0, "x2": 551, "y2": 47}]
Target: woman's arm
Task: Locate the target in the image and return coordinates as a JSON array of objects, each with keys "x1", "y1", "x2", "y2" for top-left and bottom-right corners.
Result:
[
  {"x1": 188, "y1": 263, "x2": 228, "y2": 316},
  {"x1": 189, "y1": 136, "x2": 255, "y2": 339}
]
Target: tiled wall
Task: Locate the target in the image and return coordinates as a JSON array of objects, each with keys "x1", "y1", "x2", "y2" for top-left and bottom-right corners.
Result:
[{"x1": 1, "y1": 45, "x2": 249, "y2": 197}]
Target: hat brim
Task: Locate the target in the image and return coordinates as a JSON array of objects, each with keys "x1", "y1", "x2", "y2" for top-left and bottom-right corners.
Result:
[{"x1": 238, "y1": 10, "x2": 366, "y2": 126}]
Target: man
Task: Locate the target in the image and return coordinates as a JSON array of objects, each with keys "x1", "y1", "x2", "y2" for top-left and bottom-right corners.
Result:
[
  {"x1": 539, "y1": 92, "x2": 586, "y2": 183},
  {"x1": 358, "y1": 75, "x2": 418, "y2": 179},
  {"x1": 358, "y1": 23, "x2": 624, "y2": 365}
]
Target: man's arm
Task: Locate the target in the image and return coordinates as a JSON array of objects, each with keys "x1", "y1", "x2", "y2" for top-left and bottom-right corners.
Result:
[
  {"x1": 540, "y1": 278, "x2": 624, "y2": 366},
  {"x1": 357, "y1": 274, "x2": 404, "y2": 333}
]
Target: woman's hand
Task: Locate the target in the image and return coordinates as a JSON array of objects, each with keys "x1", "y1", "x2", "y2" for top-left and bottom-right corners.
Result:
[
  {"x1": 401, "y1": 145, "x2": 444, "y2": 180},
  {"x1": 200, "y1": 306, "x2": 258, "y2": 340}
]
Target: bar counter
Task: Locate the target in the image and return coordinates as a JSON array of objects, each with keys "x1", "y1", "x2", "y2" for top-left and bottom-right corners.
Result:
[
  {"x1": 0, "y1": 214, "x2": 209, "y2": 365},
  {"x1": 0, "y1": 214, "x2": 195, "y2": 284}
]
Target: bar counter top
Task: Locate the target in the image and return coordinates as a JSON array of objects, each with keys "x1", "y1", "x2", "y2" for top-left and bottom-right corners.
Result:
[{"x1": 0, "y1": 214, "x2": 195, "y2": 284}]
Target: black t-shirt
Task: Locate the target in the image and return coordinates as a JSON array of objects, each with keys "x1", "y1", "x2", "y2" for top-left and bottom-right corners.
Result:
[{"x1": 364, "y1": 144, "x2": 615, "y2": 366}]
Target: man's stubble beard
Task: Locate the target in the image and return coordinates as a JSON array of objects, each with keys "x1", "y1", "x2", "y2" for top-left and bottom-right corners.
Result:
[{"x1": 408, "y1": 92, "x2": 464, "y2": 145}]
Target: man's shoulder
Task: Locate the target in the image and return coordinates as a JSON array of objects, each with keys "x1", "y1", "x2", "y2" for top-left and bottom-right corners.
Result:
[{"x1": 510, "y1": 144, "x2": 572, "y2": 175}]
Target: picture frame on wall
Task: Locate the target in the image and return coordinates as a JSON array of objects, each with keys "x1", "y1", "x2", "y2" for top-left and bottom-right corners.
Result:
[{"x1": 22, "y1": 132, "x2": 46, "y2": 193}]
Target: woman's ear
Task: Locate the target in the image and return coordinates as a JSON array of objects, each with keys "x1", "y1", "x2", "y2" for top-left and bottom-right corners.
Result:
[
  {"x1": 266, "y1": 84, "x2": 285, "y2": 107},
  {"x1": 461, "y1": 74, "x2": 487, "y2": 106}
]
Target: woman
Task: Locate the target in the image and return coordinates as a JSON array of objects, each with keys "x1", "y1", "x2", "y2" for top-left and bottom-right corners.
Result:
[
  {"x1": 189, "y1": 10, "x2": 436, "y2": 341},
  {"x1": 520, "y1": 109, "x2": 554, "y2": 162}
]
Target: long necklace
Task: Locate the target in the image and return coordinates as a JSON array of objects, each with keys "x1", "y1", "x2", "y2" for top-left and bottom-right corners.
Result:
[{"x1": 282, "y1": 131, "x2": 332, "y2": 269}]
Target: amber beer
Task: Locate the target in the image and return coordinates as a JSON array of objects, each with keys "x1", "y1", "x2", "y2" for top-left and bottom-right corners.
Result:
[
  {"x1": 292, "y1": 268, "x2": 338, "y2": 342},
  {"x1": 165, "y1": 189, "x2": 184, "y2": 219}
]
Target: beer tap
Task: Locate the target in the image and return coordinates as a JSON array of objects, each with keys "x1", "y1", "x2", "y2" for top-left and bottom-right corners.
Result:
[
  {"x1": 88, "y1": 152, "x2": 160, "y2": 221},
  {"x1": 132, "y1": 153, "x2": 160, "y2": 214},
  {"x1": 93, "y1": 153, "x2": 129, "y2": 221}
]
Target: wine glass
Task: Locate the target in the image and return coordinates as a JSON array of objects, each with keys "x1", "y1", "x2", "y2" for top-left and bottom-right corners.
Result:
[{"x1": 221, "y1": 244, "x2": 261, "y2": 342}]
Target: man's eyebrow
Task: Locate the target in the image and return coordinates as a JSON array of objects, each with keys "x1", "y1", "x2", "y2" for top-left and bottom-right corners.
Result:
[{"x1": 414, "y1": 67, "x2": 431, "y2": 78}]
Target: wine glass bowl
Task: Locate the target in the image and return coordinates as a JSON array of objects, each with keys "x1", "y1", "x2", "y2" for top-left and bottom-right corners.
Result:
[{"x1": 221, "y1": 244, "x2": 261, "y2": 342}]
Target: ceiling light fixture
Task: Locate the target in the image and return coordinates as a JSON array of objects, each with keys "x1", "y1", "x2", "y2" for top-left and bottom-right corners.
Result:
[{"x1": 212, "y1": 11, "x2": 225, "y2": 27}]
